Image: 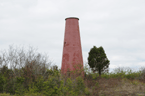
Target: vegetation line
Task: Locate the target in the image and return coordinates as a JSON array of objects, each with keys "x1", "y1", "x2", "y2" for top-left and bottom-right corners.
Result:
[{"x1": 0, "y1": 45, "x2": 145, "y2": 96}]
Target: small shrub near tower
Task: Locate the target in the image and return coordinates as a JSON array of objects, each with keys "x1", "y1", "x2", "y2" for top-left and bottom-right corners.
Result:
[{"x1": 88, "y1": 46, "x2": 110, "y2": 77}]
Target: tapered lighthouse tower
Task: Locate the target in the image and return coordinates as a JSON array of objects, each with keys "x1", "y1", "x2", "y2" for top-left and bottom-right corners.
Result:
[{"x1": 61, "y1": 17, "x2": 84, "y2": 75}]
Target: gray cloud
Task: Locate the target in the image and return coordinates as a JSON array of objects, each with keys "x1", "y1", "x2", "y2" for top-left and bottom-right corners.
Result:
[{"x1": 0, "y1": 0, "x2": 145, "y2": 73}]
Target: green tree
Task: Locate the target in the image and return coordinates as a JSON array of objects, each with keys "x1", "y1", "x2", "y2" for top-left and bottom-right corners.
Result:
[{"x1": 88, "y1": 46, "x2": 110, "y2": 77}]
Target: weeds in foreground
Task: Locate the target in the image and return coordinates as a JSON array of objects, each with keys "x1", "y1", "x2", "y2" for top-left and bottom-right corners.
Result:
[
  {"x1": 0, "y1": 45, "x2": 145, "y2": 96},
  {"x1": 0, "y1": 64, "x2": 145, "y2": 96}
]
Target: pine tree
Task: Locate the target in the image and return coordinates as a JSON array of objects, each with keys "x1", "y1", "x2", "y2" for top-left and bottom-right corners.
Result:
[{"x1": 88, "y1": 46, "x2": 110, "y2": 76}]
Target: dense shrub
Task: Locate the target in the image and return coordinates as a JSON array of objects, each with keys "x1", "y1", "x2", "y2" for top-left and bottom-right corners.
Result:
[{"x1": 0, "y1": 73, "x2": 6, "y2": 93}]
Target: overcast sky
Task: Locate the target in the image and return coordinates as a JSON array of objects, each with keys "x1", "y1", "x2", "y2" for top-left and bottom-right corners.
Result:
[{"x1": 0, "y1": 0, "x2": 145, "y2": 73}]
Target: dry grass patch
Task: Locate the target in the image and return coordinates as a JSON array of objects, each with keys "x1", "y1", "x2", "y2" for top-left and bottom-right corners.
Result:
[{"x1": 96, "y1": 77, "x2": 145, "y2": 96}]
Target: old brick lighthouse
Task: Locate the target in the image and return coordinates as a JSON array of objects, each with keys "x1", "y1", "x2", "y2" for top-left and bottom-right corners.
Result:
[{"x1": 61, "y1": 17, "x2": 84, "y2": 75}]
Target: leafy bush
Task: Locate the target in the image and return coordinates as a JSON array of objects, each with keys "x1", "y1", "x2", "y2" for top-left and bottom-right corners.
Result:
[{"x1": 0, "y1": 73, "x2": 6, "y2": 93}]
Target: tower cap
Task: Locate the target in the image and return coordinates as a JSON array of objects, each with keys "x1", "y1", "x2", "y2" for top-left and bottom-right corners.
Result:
[{"x1": 65, "y1": 17, "x2": 79, "y2": 20}]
